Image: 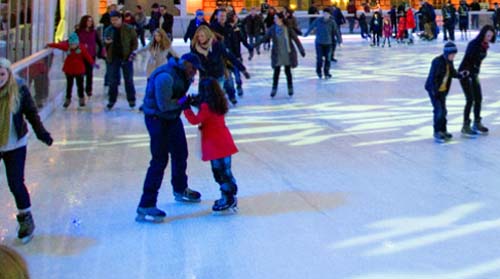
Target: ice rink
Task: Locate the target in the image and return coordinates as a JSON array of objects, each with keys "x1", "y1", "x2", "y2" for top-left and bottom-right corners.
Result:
[{"x1": 2, "y1": 33, "x2": 500, "y2": 279}]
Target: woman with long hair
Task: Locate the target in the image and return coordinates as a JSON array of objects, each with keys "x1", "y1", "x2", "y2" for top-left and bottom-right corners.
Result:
[
  {"x1": 182, "y1": 78, "x2": 239, "y2": 213},
  {"x1": 258, "y1": 12, "x2": 305, "y2": 97},
  {"x1": 191, "y1": 25, "x2": 250, "y2": 100},
  {"x1": 0, "y1": 58, "x2": 53, "y2": 244},
  {"x1": 146, "y1": 28, "x2": 178, "y2": 76},
  {"x1": 459, "y1": 25, "x2": 496, "y2": 136},
  {"x1": 77, "y1": 15, "x2": 102, "y2": 97}
]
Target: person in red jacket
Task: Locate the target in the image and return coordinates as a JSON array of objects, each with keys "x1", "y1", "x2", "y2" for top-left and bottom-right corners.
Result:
[
  {"x1": 405, "y1": 6, "x2": 416, "y2": 44},
  {"x1": 182, "y1": 78, "x2": 239, "y2": 213},
  {"x1": 47, "y1": 32, "x2": 94, "y2": 108}
]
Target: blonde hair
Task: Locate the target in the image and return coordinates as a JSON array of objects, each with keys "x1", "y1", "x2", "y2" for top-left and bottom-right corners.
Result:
[
  {"x1": 191, "y1": 25, "x2": 215, "y2": 49},
  {"x1": 0, "y1": 245, "x2": 30, "y2": 279},
  {"x1": 0, "y1": 58, "x2": 20, "y2": 113},
  {"x1": 150, "y1": 28, "x2": 172, "y2": 51}
]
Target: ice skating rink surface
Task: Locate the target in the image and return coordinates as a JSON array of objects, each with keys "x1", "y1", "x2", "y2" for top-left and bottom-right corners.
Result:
[{"x1": 2, "y1": 33, "x2": 500, "y2": 279}]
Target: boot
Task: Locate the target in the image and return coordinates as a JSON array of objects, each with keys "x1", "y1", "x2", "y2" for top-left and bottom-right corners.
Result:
[
  {"x1": 473, "y1": 120, "x2": 489, "y2": 134},
  {"x1": 288, "y1": 86, "x2": 294, "y2": 96},
  {"x1": 212, "y1": 183, "x2": 238, "y2": 214},
  {"x1": 17, "y1": 211, "x2": 35, "y2": 244},
  {"x1": 136, "y1": 207, "x2": 166, "y2": 223},
  {"x1": 270, "y1": 88, "x2": 277, "y2": 98},
  {"x1": 461, "y1": 120, "x2": 478, "y2": 137},
  {"x1": 79, "y1": 97, "x2": 86, "y2": 107},
  {"x1": 63, "y1": 98, "x2": 71, "y2": 108}
]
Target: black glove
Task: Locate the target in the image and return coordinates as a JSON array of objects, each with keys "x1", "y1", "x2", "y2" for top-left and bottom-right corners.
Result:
[
  {"x1": 38, "y1": 132, "x2": 53, "y2": 146},
  {"x1": 243, "y1": 71, "x2": 251, "y2": 79}
]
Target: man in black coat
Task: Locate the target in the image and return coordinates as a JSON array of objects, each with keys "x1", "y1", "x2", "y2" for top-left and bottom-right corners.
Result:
[
  {"x1": 184, "y1": 9, "x2": 208, "y2": 43},
  {"x1": 159, "y1": 5, "x2": 174, "y2": 40}
]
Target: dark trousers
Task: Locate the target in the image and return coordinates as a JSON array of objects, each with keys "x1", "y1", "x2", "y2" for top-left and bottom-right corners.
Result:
[
  {"x1": 248, "y1": 35, "x2": 261, "y2": 52},
  {"x1": 348, "y1": 17, "x2": 356, "y2": 33},
  {"x1": 30, "y1": 74, "x2": 49, "y2": 108},
  {"x1": 272, "y1": 66, "x2": 292, "y2": 89},
  {"x1": 315, "y1": 43, "x2": 332, "y2": 75},
  {"x1": 139, "y1": 116, "x2": 188, "y2": 208},
  {"x1": 428, "y1": 91, "x2": 448, "y2": 133},
  {"x1": 107, "y1": 59, "x2": 136, "y2": 104},
  {"x1": 136, "y1": 27, "x2": 146, "y2": 47},
  {"x1": 460, "y1": 76, "x2": 482, "y2": 123},
  {"x1": 1, "y1": 146, "x2": 30, "y2": 210},
  {"x1": 372, "y1": 32, "x2": 380, "y2": 45},
  {"x1": 443, "y1": 22, "x2": 455, "y2": 41},
  {"x1": 84, "y1": 60, "x2": 94, "y2": 95},
  {"x1": 211, "y1": 156, "x2": 238, "y2": 195},
  {"x1": 65, "y1": 74, "x2": 84, "y2": 99}
]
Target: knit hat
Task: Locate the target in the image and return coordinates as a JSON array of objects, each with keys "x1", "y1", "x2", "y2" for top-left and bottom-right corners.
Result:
[
  {"x1": 443, "y1": 42, "x2": 458, "y2": 56},
  {"x1": 195, "y1": 9, "x2": 204, "y2": 17},
  {"x1": 68, "y1": 32, "x2": 79, "y2": 45},
  {"x1": 181, "y1": 53, "x2": 204, "y2": 71}
]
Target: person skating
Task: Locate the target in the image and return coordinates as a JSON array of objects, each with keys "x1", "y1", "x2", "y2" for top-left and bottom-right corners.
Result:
[
  {"x1": 181, "y1": 78, "x2": 239, "y2": 213},
  {"x1": 146, "y1": 28, "x2": 178, "y2": 77},
  {"x1": 257, "y1": 12, "x2": 305, "y2": 97},
  {"x1": 0, "y1": 58, "x2": 53, "y2": 243},
  {"x1": 458, "y1": 0, "x2": 469, "y2": 40},
  {"x1": 47, "y1": 32, "x2": 94, "y2": 108},
  {"x1": 183, "y1": 9, "x2": 209, "y2": 43},
  {"x1": 304, "y1": 8, "x2": 337, "y2": 79},
  {"x1": 458, "y1": 25, "x2": 496, "y2": 136},
  {"x1": 442, "y1": 1, "x2": 457, "y2": 41},
  {"x1": 370, "y1": 11, "x2": 383, "y2": 46},
  {"x1": 381, "y1": 16, "x2": 392, "y2": 47},
  {"x1": 76, "y1": 15, "x2": 103, "y2": 98},
  {"x1": 137, "y1": 53, "x2": 204, "y2": 223},
  {"x1": 425, "y1": 42, "x2": 468, "y2": 142}
]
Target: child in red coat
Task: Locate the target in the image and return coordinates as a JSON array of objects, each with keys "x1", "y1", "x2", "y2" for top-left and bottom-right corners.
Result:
[
  {"x1": 182, "y1": 78, "x2": 239, "y2": 213},
  {"x1": 47, "y1": 32, "x2": 94, "y2": 108},
  {"x1": 396, "y1": 15, "x2": 407, "y2": 44},
  {"x1": 382, "y1": 16, "x2": 392, "y2": 47}
]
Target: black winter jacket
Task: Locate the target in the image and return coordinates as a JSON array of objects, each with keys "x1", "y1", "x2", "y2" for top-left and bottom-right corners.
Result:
[
  {"x1": 425, "y1": 55, "x2": 462, "y2": 94},
  {"x1": 459, "y1": 38, "x2": 488, "y2": 76},
  {"x1": 13, "y1": 80, "x2": 51, "y2": 141},
  {"x1": 191, "y1": 40, "x2": 246, "y2": 79},
  {"x1": 183, "y1": 18, "x2": 209, "y2": 42}
]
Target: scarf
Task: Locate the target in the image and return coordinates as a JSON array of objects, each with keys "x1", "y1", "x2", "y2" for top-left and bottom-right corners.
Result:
[
  {"x1": 0, "y1": 86, "x2": 11, "y2": 146},
  {"x1": 195, "y1": 38, "x2": 213, "y2": 57}
]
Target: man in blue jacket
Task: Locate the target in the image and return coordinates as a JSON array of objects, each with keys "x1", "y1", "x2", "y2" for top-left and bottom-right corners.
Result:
[
  {"x1": 304, "y1": 9, "x2": 338, "y2": 79},
  {"x1": 136, "y1": 53, "x2": 204, "y2": 223}
]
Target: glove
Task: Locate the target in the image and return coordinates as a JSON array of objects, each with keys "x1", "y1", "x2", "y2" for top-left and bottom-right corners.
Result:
[
  {"x1": 177, "y1": 95, "x2": 192, "y2": 110},
  {"x1": 38, "y1": 132, "x2": 53, "y2": 146},
  {"x1": 243, "y1": 71, "x2": 251, "y2": 79}
]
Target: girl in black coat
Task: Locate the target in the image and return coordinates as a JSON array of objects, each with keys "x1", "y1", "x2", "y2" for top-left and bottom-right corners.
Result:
[
  {"x1": 0, "y1": 58, "x2": 53, "y2": 244},
  {"x1": 458, "y1": 25, "x2": 496, "y2": 136}
]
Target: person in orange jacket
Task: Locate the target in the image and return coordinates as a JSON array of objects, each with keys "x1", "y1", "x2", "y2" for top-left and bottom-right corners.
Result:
[{"x1": 47, "y1": 32, "x2": 94, "y2": 108}]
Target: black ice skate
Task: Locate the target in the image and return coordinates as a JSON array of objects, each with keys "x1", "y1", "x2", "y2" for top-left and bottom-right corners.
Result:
[
  {"x1": 174, "y1": 187, "x2": 201, "y2": 203},
  {"x1": 473, "y1": 121, "x2": 489, "y2": 134},
  {"x1": 212, "y1": 195, "x2": 238, "y2": 215},
  {"x1": 136, "y1": 207, "x2": 166, "y2": 223},
  {"x1": 433, "y1": 132, "x2": 448, "y2": 143},
  {"x1": 461, "y1": 120, "x2": 478, "y2": 137},
  {"x1": 17, "y1": 212, "x2": 35, "y2": 244}
]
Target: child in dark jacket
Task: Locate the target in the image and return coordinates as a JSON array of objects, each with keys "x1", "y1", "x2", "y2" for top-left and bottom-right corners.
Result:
[
  {"x1": 370, "y1": 12, "x2": 382, "y2": 46},
  {"x1": 425, "y1": 42, "x2": 468, "y2": 142},
  {"x1": 47, "y1": 32, "x2": 94, "y2": 108},
  {"x1": 182, "y1": 78, "x2": 239, "y2": 213}
]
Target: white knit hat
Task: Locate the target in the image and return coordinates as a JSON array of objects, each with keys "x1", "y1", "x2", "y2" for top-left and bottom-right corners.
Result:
[{"x1": 0, "y1": 57, "x2": 12, "y2": 69}]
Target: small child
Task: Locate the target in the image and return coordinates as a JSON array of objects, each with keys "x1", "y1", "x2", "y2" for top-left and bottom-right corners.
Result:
[
  {"x1": 370, "y1": 12, "x2": 382, "y2": 46},
  {"x1": 47, "y1": 32, "x2": 94, "y2": 108},
  {"x1": 396, "y1": 14, "x2": 407, "y2": 43},
  {"x1": 425, "y1": 42, "x2": 469, "y2": 142},
  {"x1": 382, "y1": 16, "x2": 392, "y2": 47},
  {"x1": 182, "y1": 78, "x2": 239, "y2": 213}
]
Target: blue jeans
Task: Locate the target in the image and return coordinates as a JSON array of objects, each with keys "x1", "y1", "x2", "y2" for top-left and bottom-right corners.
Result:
[
  {"x1": 210, "y1": 156, "x2": 237, "y2": 195},
  {"x1": 107, "y1": 59, "x2": 136, "y2": 104},
  {"x1": 428, "y1": 91, "x2": 448, "y2": 133},
  {"x1": 248, "y1": 35, "x2": 261, "y2": 52},
  {"x1": 223, "y1": 74, "x2": 236, "y2": 100},
  {"x1": 139, "y1": 116, "x2": 188, "y2": 207},
  {"x1": 1, "y1": 146, "x2": 30, "y2": 210},
  {"x1": 315, "y1": 43, "x2": 332, "y2": 76}
]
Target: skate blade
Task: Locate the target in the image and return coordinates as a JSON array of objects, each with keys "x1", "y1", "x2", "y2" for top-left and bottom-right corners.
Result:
[
  {"x1": 461, "y1": 133, "x2": 478, "y2": 138},
  {"x1": 212, "y1": 206, "x2": 239, "y2": 216},
  {"x1": 135, "y1": 214, "x2": 165, "y2": 223},
  {"x1": 18, "y1": 234, "x2": 34, "y2": 245}
]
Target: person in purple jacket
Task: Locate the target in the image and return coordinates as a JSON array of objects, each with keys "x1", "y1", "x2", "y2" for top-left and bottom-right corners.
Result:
[{"x1": 77, "y1": 15, "x2": 103, "y2": 97}]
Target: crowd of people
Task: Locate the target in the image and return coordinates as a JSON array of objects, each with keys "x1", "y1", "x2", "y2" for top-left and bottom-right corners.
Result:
[{"x1": 0, "y1": 1, "x2": 497, "y2": 256}]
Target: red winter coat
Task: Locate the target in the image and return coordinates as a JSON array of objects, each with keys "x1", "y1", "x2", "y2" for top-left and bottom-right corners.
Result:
[
  {"x1": 47, "y1": 42, "x2": 94, "y2": 75},
  {"x1": 406, "y1": 9, "x2": 416, "y2": 29},
  {"x1": 183, "y1": 103, "x2": 238, "y2": 161}
]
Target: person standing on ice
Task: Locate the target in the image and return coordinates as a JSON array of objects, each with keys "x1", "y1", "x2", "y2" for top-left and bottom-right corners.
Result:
[
  {"x1": 136, "y1": 53, "x2": 204, "y2": 223},
  {"x1": 181, "y1": 78, "x2": 239, "y2": 213},
  {"x1": 425, "y1": 42, "x2": 468, "y2": 142},
  {"x1": 0, "y1": 58, "x2": 53, "y2": 243},
  {"x1": 304, "y1": 8, "x2": 337, "y2": 79},
  {"x1": 458, "y1": 25, "x2": 496, "y2": 136}
]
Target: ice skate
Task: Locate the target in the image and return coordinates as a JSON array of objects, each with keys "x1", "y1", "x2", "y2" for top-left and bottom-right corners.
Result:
[
  {"x1": 473, "y1": 121, "x2": 489, "y2": 134},
  {"x1": 212, "y1": 196, "x2": 238, "y2": 215},
  {"x1": 174, "y1": 187, "x2": 201, "y2": 203},
  {"x1": 136, "y1": 207, "x2": 166, "y2": 223},
  {"x1": 17, "y1": 212, "x2": 35, "y2": 244},
  {"x1": 461, "y1": 120, "x2": 478, "y2": 137},
  {"x1": 433, "y1": 132, "x2": 448, "y2": 143}
]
